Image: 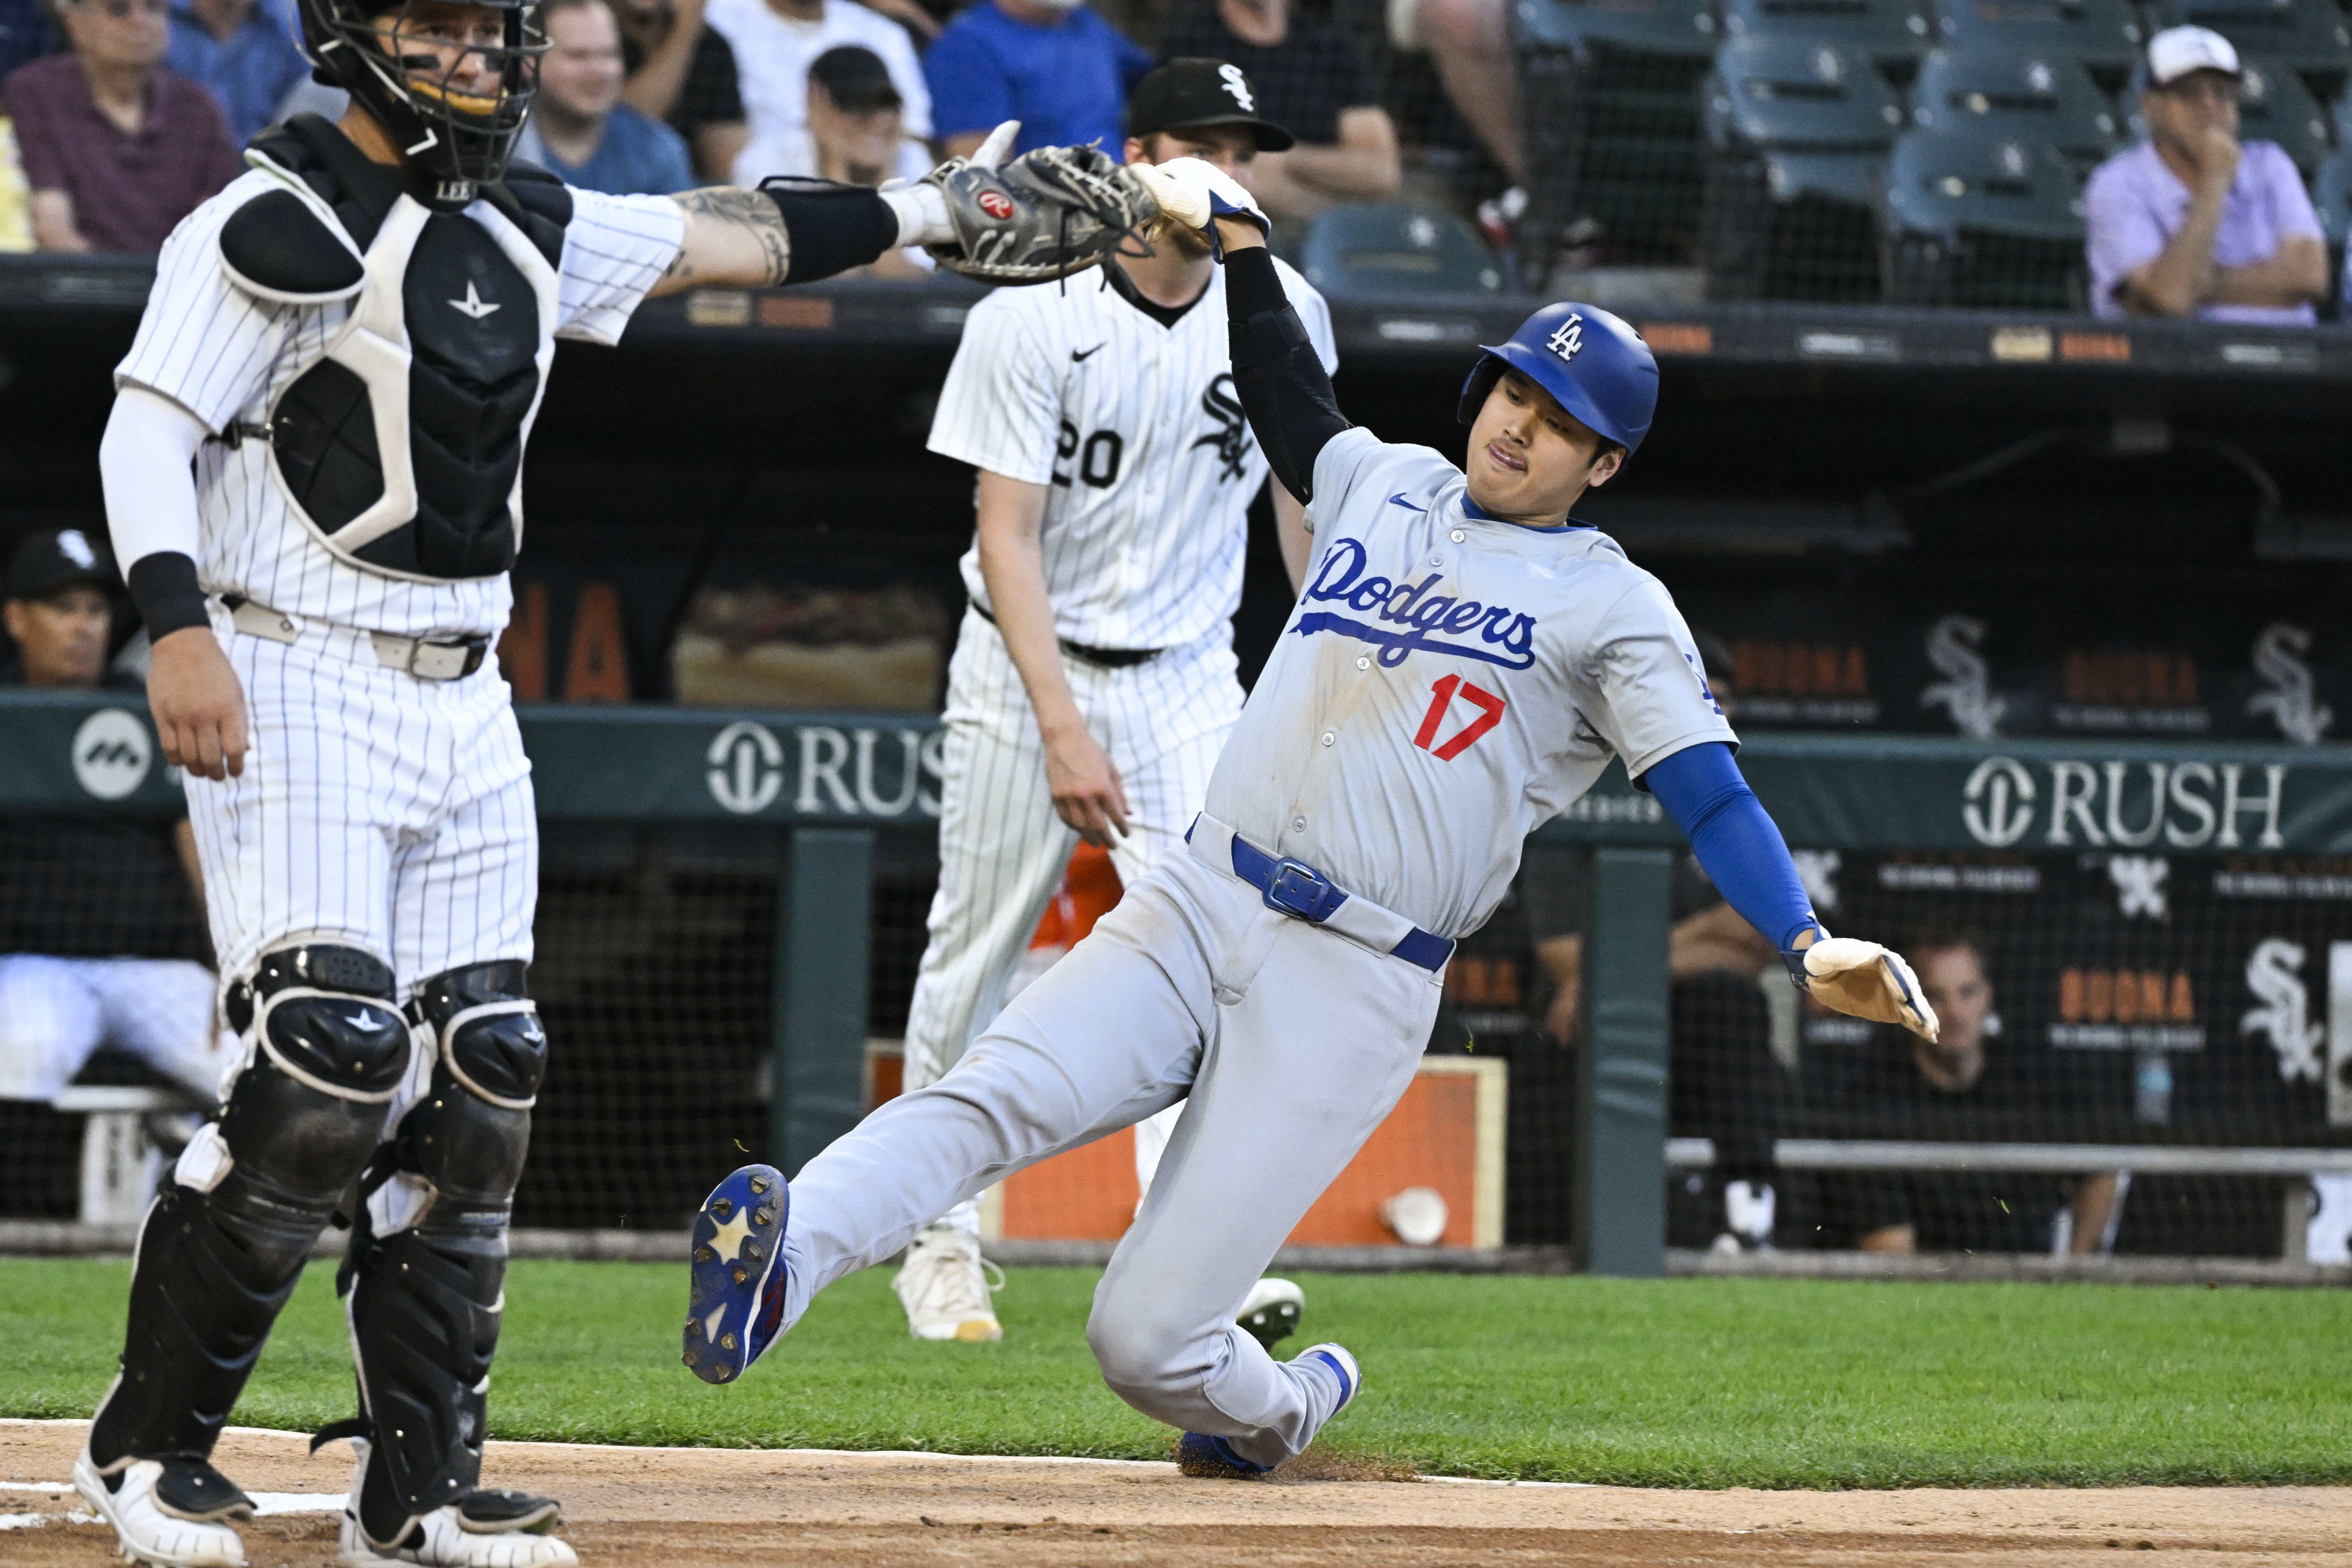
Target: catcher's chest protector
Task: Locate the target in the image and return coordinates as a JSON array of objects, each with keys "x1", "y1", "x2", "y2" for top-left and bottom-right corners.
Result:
[{"x1": 222, "y1": 118, "x2": 571, "y2": 583}]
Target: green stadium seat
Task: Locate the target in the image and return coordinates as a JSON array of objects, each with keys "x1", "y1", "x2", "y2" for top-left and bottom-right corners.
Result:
[
  {"x1": 1700, "y1": 37, "x2": 1902, "y2": 298},
  {"x1": 2152, "y1": 0, "x2": 2351, "y2": 97},
  {"x1": 1514, "y1": 0, "x2": 1722, "y2": 271},
  {"x1": 1294, "y1": 204, "x2": 1505, "y2": 294},
  {"x1": 2124, "y1": 55, "x2": 2332, "y2": 177},
  {"x1": 1931, "y1": 0, "x2": 2146, "y2": 91},
  {"x1": 1880, "y1": 124, "x2": 2088, "y2": 307},
  {"x1": 1718, "y1": 0, "x2": 1937, "y2": 80},
  {"x1": 1912, "y1": 46, "x2": 2124, "y2": 180}
]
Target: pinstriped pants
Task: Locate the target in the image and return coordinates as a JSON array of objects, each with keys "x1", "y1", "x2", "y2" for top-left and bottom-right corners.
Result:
[
  {"x1": 902, "y1": 607, "x2": 1240, "y2": 1226},
  {"x1": 181, "y1": 607, "x2": 538, "y2": 1020}
]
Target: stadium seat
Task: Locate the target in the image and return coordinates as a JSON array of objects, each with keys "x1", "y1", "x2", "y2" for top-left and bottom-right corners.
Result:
[
  {"x1": 2152, "y1": 0, "x2": 2351, "y2": 97},
  {"x1": 1514, "y1": 0, "x2": 1722, "y2": 271},
  {"x1": 1294, "y1": 204, "x2": 1505, "y2": 294},
  {"x1": 1880, "y1": 124, "x2": 2087, "y2": 307},
  {"x1": 2124, "y1": 55, "x2": 2332, "y2": 176},
  {"x1": 1931, "y1": 0, "x2": 2146, "y2": 92},
  {"x1": 1699, "y1": 36, "x2": 1903, "y2": 298},
  {"x1": 1911, "y1": 46, "x2": 2124, "y2": 181},
  {"x1": 1717, "y1": 0, "x2": 1937, "y2": 81}
]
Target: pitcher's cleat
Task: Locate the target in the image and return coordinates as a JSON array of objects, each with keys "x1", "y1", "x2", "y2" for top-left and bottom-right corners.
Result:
[
  {"x1": 892, "y1": 1226, "x2": 1004, "y2": 1342},
  {"x1": 74, "y1": 1450, "x2": 252, "y2": 1568},
  {"x1": 683, "y1": 1162, "x2": 790, "y2": 1384},
  {"x1": 1236, "y1": 1277, "x2": 1304, "y2": 1351}
]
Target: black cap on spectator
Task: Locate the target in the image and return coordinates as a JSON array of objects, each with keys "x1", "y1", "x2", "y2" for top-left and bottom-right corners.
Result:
[
  {"x1": 810, "y1": 45, "x2": 903, "y2": 114},
  {"x1": 7, "y1": 528, "x2": 115, "y2": 602},
  {"x1": 1125, "y1": 58, "x2": 1295, "y2": 152}
]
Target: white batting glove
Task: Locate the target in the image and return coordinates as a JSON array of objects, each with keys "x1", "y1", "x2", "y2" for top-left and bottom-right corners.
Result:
[
  {"x1": 1127, "y1": 156, "x2": 1268, "y2": 239},
  {"x1": 1789, "y1": 936, "x2": 1940, "y2": 1043}
]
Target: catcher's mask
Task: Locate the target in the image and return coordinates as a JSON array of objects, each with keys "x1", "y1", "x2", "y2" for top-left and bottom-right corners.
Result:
[{"x1": 297, "y1": 0, "x2": 543, "y2": 192}]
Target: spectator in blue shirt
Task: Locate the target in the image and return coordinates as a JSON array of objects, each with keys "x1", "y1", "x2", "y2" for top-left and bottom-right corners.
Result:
[
  {"x1": 520, "y1": 0, "x2": 698, "y2": 194},
  {"x1": 164, "y1": 0, "x2": 307, "y2": 143},
  {"x1": 924, "y1": 0, "x2": 1151, "y2": 159}
]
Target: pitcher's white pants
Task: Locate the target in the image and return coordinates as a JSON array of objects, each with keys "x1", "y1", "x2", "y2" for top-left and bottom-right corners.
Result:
[
  {"x1": 901, "y1": 608, "x2": 1238, "y2": 1231},
  {"x1": 779, "y1": 850, "x2": 1443, "y2": 1465}
]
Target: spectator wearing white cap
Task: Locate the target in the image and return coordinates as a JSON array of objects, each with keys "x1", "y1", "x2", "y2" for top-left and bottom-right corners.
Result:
[{"x1": 2084, "y1": 25, "x2": 2326, "y2": 323}]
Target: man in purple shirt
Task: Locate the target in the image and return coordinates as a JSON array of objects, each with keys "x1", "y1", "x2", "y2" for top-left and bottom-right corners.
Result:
[
  {"x1": 2083, "y1": 25, "x2": 2326, "y2": 324},
  {"x1": 3, "y1": 0, "x2": 244, "y2": 253}
]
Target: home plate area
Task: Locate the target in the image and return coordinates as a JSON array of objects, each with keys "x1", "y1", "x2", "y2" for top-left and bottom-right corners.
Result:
[{"x1": 5, "y1": 1422, "x2": 2351, "y2": 1567}]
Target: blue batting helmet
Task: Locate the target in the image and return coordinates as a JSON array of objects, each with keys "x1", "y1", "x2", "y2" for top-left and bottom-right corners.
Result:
[{"x1": 1455, "y1": 302, "x2": 1659, "y2": 455}]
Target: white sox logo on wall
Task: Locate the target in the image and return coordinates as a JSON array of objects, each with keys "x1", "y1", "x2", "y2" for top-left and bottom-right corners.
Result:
[
  {"x1": 1545, "y1": 313, "x2": 1585, "y2": 363},
  {"x1": 2242, "y1": 937, "x2": 2324, "y2": 1084},
  {"x1": 1219, "y1": 64, "x2": 1254, "y2": 112}
]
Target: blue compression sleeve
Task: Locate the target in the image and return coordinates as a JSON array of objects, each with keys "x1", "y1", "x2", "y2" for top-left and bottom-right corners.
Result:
[{"x1": 1639, "y1": 743, "x2": 1820, "y2": 952}]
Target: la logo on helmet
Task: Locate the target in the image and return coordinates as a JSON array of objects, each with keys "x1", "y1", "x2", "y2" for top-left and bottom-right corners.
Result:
[
  {"x1": 1219, "y1": 63, "x2": 1255, "y2": 111},
  {"x1": 1546, "y1": 313, "x2": 1585, "y2": 363}
]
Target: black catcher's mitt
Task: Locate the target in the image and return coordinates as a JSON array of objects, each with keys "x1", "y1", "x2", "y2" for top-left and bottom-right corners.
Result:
[{"x1": 923, "y1": 144, "x2": 1158, "y2": 284}]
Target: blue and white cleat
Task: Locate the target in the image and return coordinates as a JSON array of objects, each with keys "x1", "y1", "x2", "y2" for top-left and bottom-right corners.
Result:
[
  {"x1": 682, "y1": 1163, "x2": 789, "y2": 1385},
  {"x1": 1176, "y1": 1342, "x2": 1361, "y2": 1478}
]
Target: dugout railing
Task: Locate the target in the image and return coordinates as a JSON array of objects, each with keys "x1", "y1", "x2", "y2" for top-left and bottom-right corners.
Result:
[{"x1": 4, "y1": 688, "x2": 2350, "y2": 1275}]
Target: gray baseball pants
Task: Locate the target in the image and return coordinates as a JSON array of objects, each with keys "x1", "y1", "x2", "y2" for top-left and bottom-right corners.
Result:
[{"x1": 774, "y1": 846, "x2": 1443, "y2": 1466}]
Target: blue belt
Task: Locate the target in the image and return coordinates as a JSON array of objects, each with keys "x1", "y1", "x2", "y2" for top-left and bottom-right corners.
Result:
[{"x1": 1202, "y1": 822, "x2": 1455, "y2": 973}]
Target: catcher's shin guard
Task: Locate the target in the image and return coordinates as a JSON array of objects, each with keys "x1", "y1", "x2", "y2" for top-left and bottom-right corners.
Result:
[
  {"x1": 337, "y1": 961, "x2": 546, "y2": 1550},
  {"x1": 90, "y1": 945, "x2": 408, "y2": 1471}
]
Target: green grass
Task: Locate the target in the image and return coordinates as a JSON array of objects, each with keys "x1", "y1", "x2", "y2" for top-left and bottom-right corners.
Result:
[{"x1": 5, "y1": 1258, "x2": 2346, "y2": 1487}]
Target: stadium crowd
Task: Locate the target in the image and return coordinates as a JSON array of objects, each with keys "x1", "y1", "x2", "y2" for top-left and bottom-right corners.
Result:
[{"x1": 0, "y1": 0, "x2": 2337, "y2": 308}]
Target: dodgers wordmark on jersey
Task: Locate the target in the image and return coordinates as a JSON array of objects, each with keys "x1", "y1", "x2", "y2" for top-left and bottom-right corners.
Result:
[
  {"x1": 1202, "y1": 426, "x2": 1735, "y2": 941},
  {"x1": 115, "y1": 166, "x2": 683, "y2": 640},
  {"x1": 926, "y1": 256, "x2": 1336, "y2": 653}
]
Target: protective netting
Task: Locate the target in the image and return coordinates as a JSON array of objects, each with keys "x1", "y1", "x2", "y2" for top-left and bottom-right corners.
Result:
[{"x1": 1432, "y1": 841, "x2": 2352, "y2": 1260}]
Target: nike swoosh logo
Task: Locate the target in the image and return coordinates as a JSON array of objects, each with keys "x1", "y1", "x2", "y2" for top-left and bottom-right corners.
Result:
[
  {"x1": 1071, "y1": 344, "x2": 1105, "y2": 362},
  {"x1": 1387, "y1": 492, "x2": 1426, "y2": 511}
]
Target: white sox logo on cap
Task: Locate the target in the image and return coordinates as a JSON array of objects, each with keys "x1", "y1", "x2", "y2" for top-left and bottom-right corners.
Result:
[
  {"x1": 1219, "y1": 63, "x2": 1255, "y2": 112},
  {"x1": 1546, "y1": 313, "x2": 1585, "y2": 363}
]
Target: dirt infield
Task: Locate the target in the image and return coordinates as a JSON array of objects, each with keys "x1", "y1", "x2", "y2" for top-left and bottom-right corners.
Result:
[{"x1": 6, "y1": 1420, "x2": 2348, "y2": 1566}]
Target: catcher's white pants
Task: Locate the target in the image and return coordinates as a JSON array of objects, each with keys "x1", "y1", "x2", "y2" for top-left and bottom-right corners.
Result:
[
  {"x1": 0, "y1": 955, "x2": 232, "y2": 1102},
  {"x1": 901, "y1": 607, "x2": 1239, "y2": 1231},
  {"x1": 182, "y1": 607, "x2": 538, "y2": 1009},
  {"x1": 778, "y1": 849, "x2": 1442, "y2": 1465}
]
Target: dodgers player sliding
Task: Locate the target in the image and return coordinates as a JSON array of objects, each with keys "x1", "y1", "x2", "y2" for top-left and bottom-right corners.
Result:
[
  {"x1": 78, "y1": 0, "x2": 1077, "y2": 1560},
  {"x1": 690, "y1": 169, "x2": 1941, "y2": 1471},
  {"x1": 891, "y1": 57, "x2": 1332, "y2": 1345}
]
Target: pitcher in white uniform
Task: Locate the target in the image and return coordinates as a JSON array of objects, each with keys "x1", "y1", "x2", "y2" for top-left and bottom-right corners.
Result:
[
  {"x1": 684, "y1": 166, "x2": 1940, "y2": 1473},
  {"x1": 889, "y1": 58, "x2": 1333, "y2": 1345}
]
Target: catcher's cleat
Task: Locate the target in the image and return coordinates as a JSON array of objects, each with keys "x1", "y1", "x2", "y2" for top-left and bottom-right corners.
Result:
[
  {"x1": 335, "y1": 1500, "x2": 575, "y2": 1568},
  {"x1": 1236, "y1": 1277, "x2": 1304, "y2": 1351},
  {"x1": 683, "y1": 1163, "x2": 791, "y2": 1384},
  {"x1": 75, "y1": 1450, "x2": 252, "y2": 1568}
]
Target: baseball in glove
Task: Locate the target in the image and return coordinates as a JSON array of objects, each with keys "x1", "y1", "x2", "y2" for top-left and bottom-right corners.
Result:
[{"x1": 922, "y1": 140, "x2": 1159, "y2": 284}]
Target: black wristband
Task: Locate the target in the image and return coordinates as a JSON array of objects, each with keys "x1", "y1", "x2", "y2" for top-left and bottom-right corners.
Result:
[
  {"x1": 126, "y1": 552, "x2": 210, "y2": 641},
  {"x1": 757, "y1": 178, "x2": 899, "y2": 286}
]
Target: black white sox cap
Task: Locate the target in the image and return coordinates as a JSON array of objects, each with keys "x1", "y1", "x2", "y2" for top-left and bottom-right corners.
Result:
[{"x1": 1125, "y1": 58, "x2": 1296, "y2": 152}]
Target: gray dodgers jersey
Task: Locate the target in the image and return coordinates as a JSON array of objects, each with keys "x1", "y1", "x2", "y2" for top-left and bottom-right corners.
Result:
[{"x1": 1200, "y1": 426, "x2": 1736, "y2": 939}]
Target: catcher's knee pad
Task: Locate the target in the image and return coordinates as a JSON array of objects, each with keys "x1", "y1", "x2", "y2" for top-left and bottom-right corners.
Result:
[
  {"x1": 338, "y1": 960, "x2": 544, "y2": 1540},
  {"x1": 92, "y1": 944, "x2": 405, "y2": 1469}
]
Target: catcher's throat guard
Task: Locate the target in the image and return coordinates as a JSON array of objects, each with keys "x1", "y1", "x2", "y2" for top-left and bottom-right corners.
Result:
[{"x1": 295, "y1": 0, "x2": 543, "y2": 191}]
